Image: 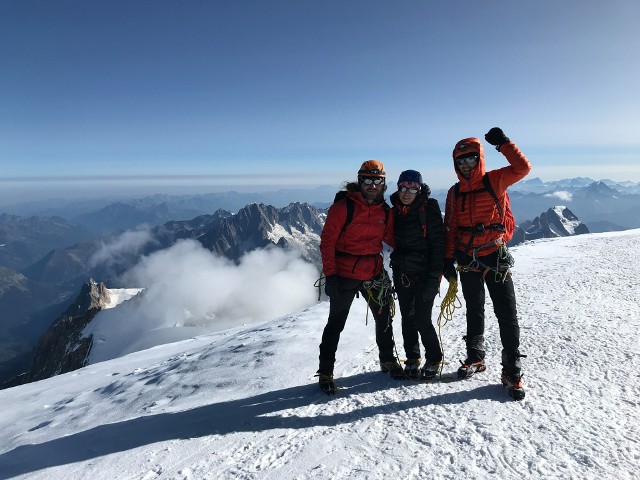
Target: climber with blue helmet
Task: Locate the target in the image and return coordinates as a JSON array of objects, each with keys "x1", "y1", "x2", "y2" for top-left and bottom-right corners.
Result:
[{"x1": 389, "y1": 169, "x2": 445, "y2": 380}]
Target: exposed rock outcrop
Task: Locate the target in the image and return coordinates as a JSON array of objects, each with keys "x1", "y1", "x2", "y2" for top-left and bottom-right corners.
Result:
[{"x1": 3, "y1": 279, "x2": 110, "y2": 388}]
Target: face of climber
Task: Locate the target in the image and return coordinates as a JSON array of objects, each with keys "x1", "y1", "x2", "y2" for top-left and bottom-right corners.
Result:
[
  {"x1": 456, "y1": 153, "x2": 479, "y2": 179},
  {"x1": 359, "y1": 176, "x2": 385, "y2": 204},
  {"x1": 397, "y1": 182, "x2": 419, "y2": 205}
]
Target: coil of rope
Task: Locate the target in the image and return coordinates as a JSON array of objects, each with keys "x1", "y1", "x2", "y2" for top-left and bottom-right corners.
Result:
[{"x1": 434, "y1": 275, "x2": 462, "y2": 379}]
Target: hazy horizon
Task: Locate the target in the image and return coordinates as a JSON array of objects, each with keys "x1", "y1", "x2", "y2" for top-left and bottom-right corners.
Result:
[{"x1": 2, "y1": 171, "x2": 638, "y2": 210}]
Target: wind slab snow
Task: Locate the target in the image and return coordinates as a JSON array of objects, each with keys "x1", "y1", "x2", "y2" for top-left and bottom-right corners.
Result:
[{"x1": 0, "y1": 230, "x2": 638, "y2": 480}]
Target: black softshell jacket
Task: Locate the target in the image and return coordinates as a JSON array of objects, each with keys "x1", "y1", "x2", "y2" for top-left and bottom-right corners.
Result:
[{"x1": 389, "y1": 191, "x2": 445, "y2": 278}]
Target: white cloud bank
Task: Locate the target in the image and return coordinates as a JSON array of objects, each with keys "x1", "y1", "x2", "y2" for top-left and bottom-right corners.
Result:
[{"x1": 85, "y1": 239, "x2": 319, "y2": 363}]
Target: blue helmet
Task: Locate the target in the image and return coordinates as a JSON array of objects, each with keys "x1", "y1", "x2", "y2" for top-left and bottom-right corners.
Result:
[{"x1": 397, "y1": 170, "x2": 423, "y2": 186}]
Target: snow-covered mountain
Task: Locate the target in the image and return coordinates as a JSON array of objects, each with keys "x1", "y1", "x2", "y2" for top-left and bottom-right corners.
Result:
[
  {"x1": 509, "y1": 206, "x2": 589, "y2": 246},
  {"x1": 0, "y1": 230, "x2": 638, "y2": 479}
]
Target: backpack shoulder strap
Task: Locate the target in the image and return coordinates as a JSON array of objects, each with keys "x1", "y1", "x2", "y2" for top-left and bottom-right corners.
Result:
[
  {"x1": 341, "y1": 196, "x2": 355, "y2": 234},
  {"x1": 418, "y1": 203, "x2": 428, "y2": 237},
  {"x1": 481, "y1": 174, "x2": 504, "y2": 221}
]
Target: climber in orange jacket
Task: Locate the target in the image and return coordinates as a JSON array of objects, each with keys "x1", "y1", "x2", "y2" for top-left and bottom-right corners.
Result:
[{"x1": 443, "y1": 127, "x2": 531, "y2": 400}]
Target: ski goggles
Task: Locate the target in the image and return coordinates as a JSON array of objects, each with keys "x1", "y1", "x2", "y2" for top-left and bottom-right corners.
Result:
[
  {"x1": 398, "y1": 185, "x2": 419, "y2": 194},
  {"x1": 455, "y1": 154, "x2": 479, "y2": 166},
  {"x1": 359, "y1": 177, "x2": 385, "y2": 185}
]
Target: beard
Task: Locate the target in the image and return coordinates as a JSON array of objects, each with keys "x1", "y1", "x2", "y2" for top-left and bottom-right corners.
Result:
[{"x1": 361, "y1": 186, "x2": 384, "y2": 203}]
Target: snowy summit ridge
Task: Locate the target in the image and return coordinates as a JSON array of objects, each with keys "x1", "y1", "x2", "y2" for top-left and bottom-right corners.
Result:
[{"x1": 0, "y1": 230, "x2": 639, "y2": 479}]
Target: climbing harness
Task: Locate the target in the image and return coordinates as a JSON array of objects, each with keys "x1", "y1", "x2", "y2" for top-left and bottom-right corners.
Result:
[
  {"x1": 314, "y1": 270, "x2": 396, "y2": 328},
  {"x1": 363, "y1": 269, "x2": 395, "y2": 328},
  {"x1": 458, "y1": 240, "x2": 515, "y2": 283}
]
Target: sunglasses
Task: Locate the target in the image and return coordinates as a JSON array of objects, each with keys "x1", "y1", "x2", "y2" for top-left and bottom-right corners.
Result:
[
  {"x1": 360, "y1": 177, "x2": 385, "y2": 185},
  {"x1": 399, "y1": 186, "x2": 419, "y2": 194},
  {"x1": 455, "y1": 154, "x2": 479, "y2": 166}
]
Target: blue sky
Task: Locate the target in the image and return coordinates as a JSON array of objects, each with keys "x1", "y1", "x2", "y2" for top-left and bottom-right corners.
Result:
[{"x1": 1, "y1": 0, "x2": 639, "y2": 199}]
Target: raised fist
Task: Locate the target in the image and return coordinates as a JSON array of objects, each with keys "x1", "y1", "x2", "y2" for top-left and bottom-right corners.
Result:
[{"x1": 485, "y1": 127, "x2": 510, "y2": 149}]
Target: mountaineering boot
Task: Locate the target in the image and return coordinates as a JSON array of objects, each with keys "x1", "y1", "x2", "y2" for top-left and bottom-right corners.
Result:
[
  {"x1": 457, "y1": 359, "x2": 486, "y2": 379},
  {"x1": 403, "y1": 359, "x2": 421, "y2": 379},
  {"x1": 380, "y1": 359, "x2": 404, "y2": 379},
  {"x1": 501, "y1": 372, "x2": 525, "y2": 400},
  {"x1": 420, "y1": 361, "x2": 442, "y2": 380},
  {"x1": 317, "y1": 372, "x2": 337, "y2": 395}
]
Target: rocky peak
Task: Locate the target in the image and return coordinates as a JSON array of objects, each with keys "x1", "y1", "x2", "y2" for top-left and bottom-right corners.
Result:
[
  {"x1": 278, "y1": 202, "x2": 324, "y2": 235},
  {"x1": 71, "y1": 278, "x2": 111, "y2": 312},
  {"x1": 2, "y1": 279, "x2": 111, "y2": 388},
  {"x1": 509, "y1": 206, "x2": 589, "y2": 246},
  {"x1": 584, "y1": 181, "x2": 620, "y2": 199},
  {"x1": 197, "y1": 202, "x2": 323, "y2": 266}
]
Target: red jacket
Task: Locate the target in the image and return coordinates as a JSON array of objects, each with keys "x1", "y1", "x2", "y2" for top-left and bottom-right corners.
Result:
[
  {"x1": 321, "y1": 191, "x2": 394, "y2": 280},
  {"x1": 444, "y1": 139, "x2": 531, "y2": 257}
]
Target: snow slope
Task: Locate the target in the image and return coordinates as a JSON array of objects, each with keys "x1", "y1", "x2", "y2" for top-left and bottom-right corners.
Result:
[{"x1": 0, "y1": 230, "x2": 638, "y2": 480}]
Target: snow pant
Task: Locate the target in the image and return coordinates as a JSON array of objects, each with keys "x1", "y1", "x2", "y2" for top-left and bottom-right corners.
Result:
[
  {"x1": 318, "y1": 273, "x2": 395, "y2": 375},
  {"x1": 456, "y1": 250, "x2": 522, "y2": 375},
  {"x1": 393, "y1": 272, "x2": 442, "y2": 364}
]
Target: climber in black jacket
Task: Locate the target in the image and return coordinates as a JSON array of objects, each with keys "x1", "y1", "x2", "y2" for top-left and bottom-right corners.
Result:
[{"x1": 389, "y1": 170, "x2": 445, "y2": 380}]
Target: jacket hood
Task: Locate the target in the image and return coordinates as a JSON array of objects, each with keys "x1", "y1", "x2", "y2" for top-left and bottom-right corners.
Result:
[{"x1": 452, "y1": 137, "x2": 486, "y2": 185}]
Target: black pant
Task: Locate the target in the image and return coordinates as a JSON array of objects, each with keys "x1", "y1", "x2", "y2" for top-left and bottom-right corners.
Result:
[
  {"x1": 393, "y1": 272, "x2": 442, "y2": 363},
  {"x1": 318, "y1": 274, "x2": 395, "y2": 374},
  {"x1": 457, "y1": 253, "x2": 522, "y2": 375}
]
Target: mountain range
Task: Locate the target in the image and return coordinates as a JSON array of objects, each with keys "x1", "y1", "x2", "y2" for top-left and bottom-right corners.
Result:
[
  {"x1": 1, "y1": 177, "x2": 638, "y2": 386},
  {"x1": 4, "y1": 179, "x2": 640, "y2": 238},
  {"x1": 0, "y1": 202, "x2": 323, "y2": 385}
]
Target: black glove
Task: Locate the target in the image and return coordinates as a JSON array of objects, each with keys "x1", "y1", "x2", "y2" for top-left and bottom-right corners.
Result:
[
  {"x1": 324, "y1": 275, "x2": 340, "y2": 298},
  {"x1": 443, "y1": 259, "x2": 457, "y2": 282},
  {"x1": 485, "y1": 127, "x2": 510, "y2": 150},
  {"x1": 424, "y1": 276, "x2": 441, "y2": 297}
]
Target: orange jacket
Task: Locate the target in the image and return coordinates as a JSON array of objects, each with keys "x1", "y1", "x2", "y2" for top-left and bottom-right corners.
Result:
[
  {"x1": 444, "y1": 139, "x2": 531, "y2": 258},
  {"x1": 321, "y1": 191, "x2": 394, "y2": 280}
]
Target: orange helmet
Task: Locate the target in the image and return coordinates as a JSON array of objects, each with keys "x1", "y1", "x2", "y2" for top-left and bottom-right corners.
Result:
[{"x1": 358, "y1": 159, "x2": 386, "y2": 178}]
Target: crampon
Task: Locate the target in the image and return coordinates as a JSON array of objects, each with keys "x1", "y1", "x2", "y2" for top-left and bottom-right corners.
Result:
[{"x1": 501, "y1": 372, "x2": 525, "y2": 400}]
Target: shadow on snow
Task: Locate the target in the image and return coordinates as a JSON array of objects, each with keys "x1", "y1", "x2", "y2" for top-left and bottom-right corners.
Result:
[{"x1": 0, "y1": 372, "x2": 508, "y2": 477}]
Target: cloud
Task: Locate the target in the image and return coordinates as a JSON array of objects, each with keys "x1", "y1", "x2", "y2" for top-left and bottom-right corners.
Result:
[
  {"x1": 89, "y1": 229, "x2": 156, "y2": 269},
  {"x1": 126, "y1": 239, "x2": 318, "y2": 329},
  {"x1": 87, "y1": 240, "x2": 319, "y2": 360},
  {"x1": 544, "y1": 191, "x2": 573, "y2": 202}
]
